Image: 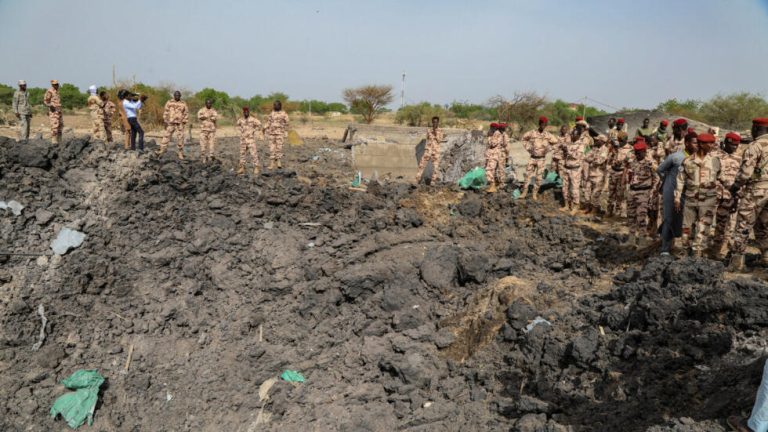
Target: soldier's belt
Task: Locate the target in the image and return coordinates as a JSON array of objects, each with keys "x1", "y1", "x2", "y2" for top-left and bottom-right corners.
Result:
[
  {"x1": 630, "y1": 185, "x2": 652, "y2": 191},
  {"x1": 564, "y1": 164, "x2": 581, "y2": 170},
  {"x1": 530, "y1": 155, "x2": 546, "y2": 159},
  {"x1": 612, "y1": 166, "x2": 624, "y2": 172}
]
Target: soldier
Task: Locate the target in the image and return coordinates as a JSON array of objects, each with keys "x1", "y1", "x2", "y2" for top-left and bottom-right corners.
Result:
[
  {"x1": 86, "y1": 85, "x2": 105, "y2": 141},
  {"x1": 665, "y1": 118, "x2": 688, "y2": 155},
  {"x1": 43, "y1": 80, "x2": 63, "y2": 144},
  {"x1": 605, "y1": 117, "x2": 617, "y2": 137},
  {"x1": 674, "y1": 133, "x2": 722, "y2": 257},
  {"x1": 584, "y1": 135, "x2": 609, "y2": 214},
  {"x1": 710, "y1": 132, "x2": 742, "y2": 259},
  {"x1": 100, "y1": 91, "x2": 115, "y2": 143},
  {"x1": 520, "y1": 116, "x2": 558, "y2": 200},
  {"x1": 616, "y1": 118, "x2": 627, "y2": 133},
  {"x1": 237, "y1": 107, "x2": 263, "y2": 175},
  {"x1": 606, "y1": 131, "x2": 632, "y2": 217},
  {"x1": 415, "y1": 116, "x2": 445, "y2": 184},
  {"x1": 197, "y1": 99, "x2": 218, "y2": 163},
  {"x1": 562, "y1": 120, "x2": 592, "y2": 213},
  {"x1": 499, "y1": 123, "x2": 511, "y2": 174},
  {"x1": 12, "y1": 80, "x2": 32, "y2": 141},
  {"x1": 728, "y1": 118, "x2": 768, "y2": 271},
  {"x1": 264, "y1": 100, "x2": 290, "y2": 169},
  {"x1": 636, "y1": 117, "x2": 654, "y2": 141},
  {"x1": 626, "y1": 137, "x2": 658, "y2": 246},
  {"x1": 159, "y1": 91, "x2": 189, "y2": 159},
  {"x1": 647, "y1": 134, "x2": 666, "y2": 233},
  {"x1": 485, "y1": 123, "x2": 505, "y2": 193},
  {"x1": 654, "y1": 119, "x2": 670, "y2": 143},
  {"x1": 551, "y1": 125, "x2": 569, "y2": 176}
]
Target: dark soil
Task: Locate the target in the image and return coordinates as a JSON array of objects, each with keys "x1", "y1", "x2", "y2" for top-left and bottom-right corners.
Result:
[{"x1": 1, "y1": 135, "x2": 766, "y2": 431}]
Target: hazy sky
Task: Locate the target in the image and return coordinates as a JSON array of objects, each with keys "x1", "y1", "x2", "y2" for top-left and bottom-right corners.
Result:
[{"x1": 1, "y1": 0, "x2": 767, "y2": 110}]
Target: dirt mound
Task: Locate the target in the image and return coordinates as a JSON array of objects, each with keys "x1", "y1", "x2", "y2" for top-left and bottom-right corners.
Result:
[{"x1": 1, "y1": 136, "x2": 766, "y2": 431}]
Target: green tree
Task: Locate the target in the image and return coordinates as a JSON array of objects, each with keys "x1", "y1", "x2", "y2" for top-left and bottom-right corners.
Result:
[
  {"x1": 326, "y1": 102, "x2": 348, "y2": 114},
  {"x1": 343, "y1": 85, "x2": 394, "y2": 124},
  {"x1": 699, "y1": 92, "x2": 768, "y2": 129},
  {"x1": 540, "y1": 99, "x2": 607, "y2": 126},
  {"x1": 266, "y1": 92, "x2": 289, "y2": 103},
  {"x1": 58, "y1": 83, "x2": 87, "y2": 109},
  {"x1": 395, "y1": 102, "x2": 449, "y2": 127},
  {"x1": 656, "y1": 98, "x2": 703, "y2": 120},
  {"x1": 27, "y1": 88, "x2": 46, "y2": 106},
  {"x1": 449, "y1": 101, "x2": 491, "y2": 120},
  {"x1": 0, "y1": 84, "x2": 13, "y2": 106},
  {"x1": 194, "y1": 88, "x2": 230, "y2": 111}
]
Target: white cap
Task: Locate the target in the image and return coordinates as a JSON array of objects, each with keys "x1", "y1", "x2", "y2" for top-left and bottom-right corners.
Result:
[
  {"x1": 18, "y1": 80, "x2": 26, "y2": 85},
  {"x1": 88, "y1": 85, "x2": 97, "y2": 94}
]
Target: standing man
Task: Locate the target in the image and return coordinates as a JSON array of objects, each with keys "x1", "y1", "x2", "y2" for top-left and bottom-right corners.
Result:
[
  {"x1": 520, "y1": 116, "x2": 558, "y2": 200},
  {"x1": 626, "y1": 138, "x2": 658, "y2": 246},
  {"x1": 728, "y1": 118, "x2": 768, "y2": 271},
  {"x1": 43, "y1": 80, "x2": 63, "y2": 144},
  {"x1": 562, "y1": 120, "x2": 592, "y2": 213},
  {"x1": 551, "y1": 125, "x2": 570, "y2": 177},
  {"x1": 86, "y1": 85, "x2": 105, "y2": 141},
  {"x1": 636, "y1": 117, "x2": 654, "y2": 141},
  {"x1": 665, "y1": 118, "x2": 688, "y2": 155},
  {"x1": 237, "y1": 107, "x2": 263, "y2": 175},
  {"x1": 654, "y1": 119, "x2": 670, "y2": 143},
  {"x1": 484, "y1": 123, "x2": 505, "y2": 193},
  {"x1": 197, "y1": 99, "x2": 218, "y2": 163},
  {"x1": 674, "y1": 133, "x2": 722, "y2": 257},
  {"x1": 116, "y1": 90, "x2": 132, "y2": 149},
  {"x1": 606, "y1": 132, "x2": 633, "y2": 217},
  {"x1": 264, "y1": 100, "x2": 290, "y2": 169},
  {"x1": 658, "y1": 132, "x2": 696, "y2": 256},
  {"x1": 584, "y1": 135, "x2": 609, "y2": 214},
  {"x1": 123, "y1": 92, "x2": 147, "y2": 152},
  {"x1": 711, "y1": 132, "x2": 742, "y2": 259},
  {"x1": 415, "y1": 116, "x2": 445, "y2": 185},
  {"x1": 159, "y1": 91, "x2": 189, "y2": 159},
  {"x1": 100, "y1": 91, "x2": 115, "y2": 143},
  {"x1": 12, "y1": 80, "x2": 32, "y2": 141}
]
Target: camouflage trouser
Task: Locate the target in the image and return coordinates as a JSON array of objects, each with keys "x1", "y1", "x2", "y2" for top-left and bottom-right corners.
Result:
[
  {"x1": 103, "y1": 117, "x2": 113, "y2": 143},
  {"x1": 18, "y1": 114, "x2": 31, "y2": 141},
  {"x1": 484, "y1": 148, "x2": 505, "y2": 186},
  {"x1": 523, "y1": 157, "x2": 546, "y2": 192},
  {"x1": 580, "y1": 162, "x2": 590, "y2": 204},
  {"x1": 562, "y1": 165, "x2": 581, "y2": 207},
  {"x1": 587, "y1": 172, "x2": 605, "y2": 209},
  {"x1": 160, "y1": 124, "x2": 186, "y2": 153},
  {"x1": 239, "y1": 137, "x2": 260, "y2": 166},
  {"x1": 120, "y1": 116, "x2": 130, "y2": 149},
  {"x1": 90, "y1": 110, "x2": 105, "y2": 140},
  {"x1": 606, "y1": 170, "x2": 625, "y2": 216},
  {"x1": 200, "y1": 130, "x2": 216, "y2": 159},
  {"x1": 416, "y1": 143, "x2": 440, "y2": 182},
  {"x1": 627, "y1": 187, "x2": 652, "y2": 236},
  {"x1": 551, "y1": 158, "x2": 561, "y2": 177},
  {"x1": 49, "y1": 110, "x2": 63, "y2": 141},
  {"x1": 712, "y1": 197, "x2": 737, "y2": 251},
  {"x1": 732, "y1": 187, "x2": 768, "y2": 254},
  {"x1": 268, "y1": 134, "x2": 285, "y2": 162},
  {"x1": 681, "y1": 196, "x2": 717, "y2": 252},
  {"x1": 647, "y1": 177, "x2": 661, "y2": 233}
]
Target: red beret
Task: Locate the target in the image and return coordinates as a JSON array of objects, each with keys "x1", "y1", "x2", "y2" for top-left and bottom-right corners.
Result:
[
  {"x1": 633, "y1": 142, "x2": 647, "y2": 151},
  {"x1": 697, "y1": 133, "x2": 716, "y2": 143},
  {"x1": 660, "y1": 120, "x2": 669, "y2": 126},
  {"x1": 539, "y1": 116, "x2": 548, "y2": 123},
  {"x1": 617, "y1": 118, "x2": 625, "y2": 124},
  {"x1": 753, "y1": 118, "x2": 768, "y2": 127},
  {"x1": 498, "y1": 123, "x2": 507, "y2": 128},
  {"x1": 687, "y1": 127, "x2": 696, "y2": 135},
  {"x1": 490, "y1": 123, "x2": 499, "y2": 128},
  {"x1": 725, "y1": 132, "x2": 741, "y2": 142},
  {"x1": 673, "y1": 118, "x2": 687, "y2": 126},
  {"x1": 242, "y1": 106, "x2": 250, "y2": 111},
  {"x1": 634, "y1": 136, "x2": 646, "y2": 143},
  {"x1": 575, "y1": 116, "x2": 584, "y2": 122}
]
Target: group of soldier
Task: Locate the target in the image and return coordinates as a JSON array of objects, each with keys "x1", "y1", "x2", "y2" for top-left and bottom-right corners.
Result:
[
  {"x1": 10, "y1": 80, "x2": 290, "y2": 174},
  {"x1": 415, "y1": 114, "x2": 768, "y2": 272}
]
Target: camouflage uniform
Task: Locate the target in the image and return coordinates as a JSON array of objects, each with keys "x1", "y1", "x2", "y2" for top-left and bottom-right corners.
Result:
[
  {"x1": 665, "y1": 136, "x2": 685, "y2": 156},
  {"x1": 485, "y1": 131, "x2": 506, "y2": 187},
  {"x1": 265, "y1": 110, "x2": 290, "y2": 167},
  {"x1": 606, "y1": 144, "x2": 633, "y2": 216},
  {"x1": 237, "y1": 116, "x2": 263, "y2": 173},
  {"x1": 116, "y1": 99, "x2": 131, "y2": 149},
  {"x1": 12, "y1": 89, "x2": 32, "y2": 141},
  {"x1": 415, "y1": 127, "x2": 444, "y2": 183},
  {"x1": 103, "y1": 101, "x2": 115, "y2": 143},
  {"x1": 731, "y1": 133, "x2": 768, "y2": 256},
  {"x1": 521, "y1": 129, "x2": 558, "y2": 194},
  {"x1": 43, "y1": 87, "x2": 63, "y2": 143},
  {"x1": 87, "y1": 94, "x2": 105, "y2": 140},
  {"x1": 584, "y1": 142, "x2": 609, "y2": 210},
  {"x1": 562, "y1": 131, "x2": 591, "y2": 208},
  {"x1": 551, "y1": 134, "x2": 568, "y2": 175},
  {"x1": 160, "y1": 100, "x2": 189, "y2": 156},
  {"x1": 196, "y1": 107, "x2": 218, "y2": 161},
  {"x1": 711, "y1": 148, "x2": 741, "y2": 254},
  {"x1": 647, "y1": 143, "x2": 667, "y2": 232},
  {"x1": 675, "y1": 153, "x2": 722, "y2": 254},
  {"x1": 626, "y1": 157, "x2": 658, "y2": 237}
]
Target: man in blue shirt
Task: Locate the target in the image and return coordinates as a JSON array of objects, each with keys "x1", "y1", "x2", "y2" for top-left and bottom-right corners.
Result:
[{"x1": 121, "y1": 90, "x2": 147, "y2": 152}]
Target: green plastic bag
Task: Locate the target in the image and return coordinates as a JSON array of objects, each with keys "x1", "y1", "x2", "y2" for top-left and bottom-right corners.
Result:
[
  {"x1": 50, "y1": 370, "x2": 104, "y2": 429},
  {"x1": 457, "y1": 167, "x2": 487, "y2": 190},
  {"x1": 280, "y1": 370, "x2": 306, "y2": 383},
  {"x1": 542, "y1": 171, "x2": 562, "y2": 188},
  {"x1": 351, "y1": 171, "x2": 362, "y2": 187},
  {"x1": 512, "y1": 189, "x2": 522, "y2": 199}
]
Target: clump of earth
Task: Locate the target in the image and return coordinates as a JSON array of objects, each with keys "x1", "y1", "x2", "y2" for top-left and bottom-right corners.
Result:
[{"x1": 1, "y1": 135, "x2": 766, "y2": 431}]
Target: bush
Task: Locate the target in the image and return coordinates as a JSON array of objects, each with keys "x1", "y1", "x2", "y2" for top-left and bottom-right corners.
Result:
[
  {"x1": 58, "y1": 83, "x2": 87, "y2": 110},
  {"x1": 700, "y1": 93, "x2": 768, "y2": 130},
  {"x1": 194, "y1": 88, "x2": 231, "y2": 111},
  {"x1": 343, "y1": 85, "x2": 394, "y2": 124},
  {"x1": 0, "y1": 84, "x2": 13, "y2": 106},
  {"x1": 449, "y1": 102, "x2": 492, "y2": 120},
  {"x1": 540, "y1": 99, "x2": 607, "y2": 126},
  {"x1": 395, "y1": 103, "x2": 451, "y2": 127}
]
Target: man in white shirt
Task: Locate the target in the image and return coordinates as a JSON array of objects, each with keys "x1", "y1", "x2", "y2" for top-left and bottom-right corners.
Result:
[{"x1": 122, "y1": 91, "x2": 147, "y2": 152}]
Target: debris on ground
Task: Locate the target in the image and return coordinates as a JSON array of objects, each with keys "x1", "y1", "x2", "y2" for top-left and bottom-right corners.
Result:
[
  {"x1": 50, "y1": 228, "x2": 86, "y2": 255},
  {"x1": 49, "y1": 370, "x2": 105, "y2": 429}
]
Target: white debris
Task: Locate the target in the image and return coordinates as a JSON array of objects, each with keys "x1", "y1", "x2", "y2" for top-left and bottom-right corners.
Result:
[
  {"x1": 524, "y1": 316, "x2": 552, "y2": 333},
  {"x1": 50, "y1": 228, "x2": 86, "y2": 255},
  {"x1": 0, "y1": 200, "x2": 24, "y2": 216}
]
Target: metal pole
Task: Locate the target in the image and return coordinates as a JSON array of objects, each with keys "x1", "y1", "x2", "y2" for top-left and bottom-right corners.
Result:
[{"x1": 401, "y1": 72, "x2": 406, "y2": 109}]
